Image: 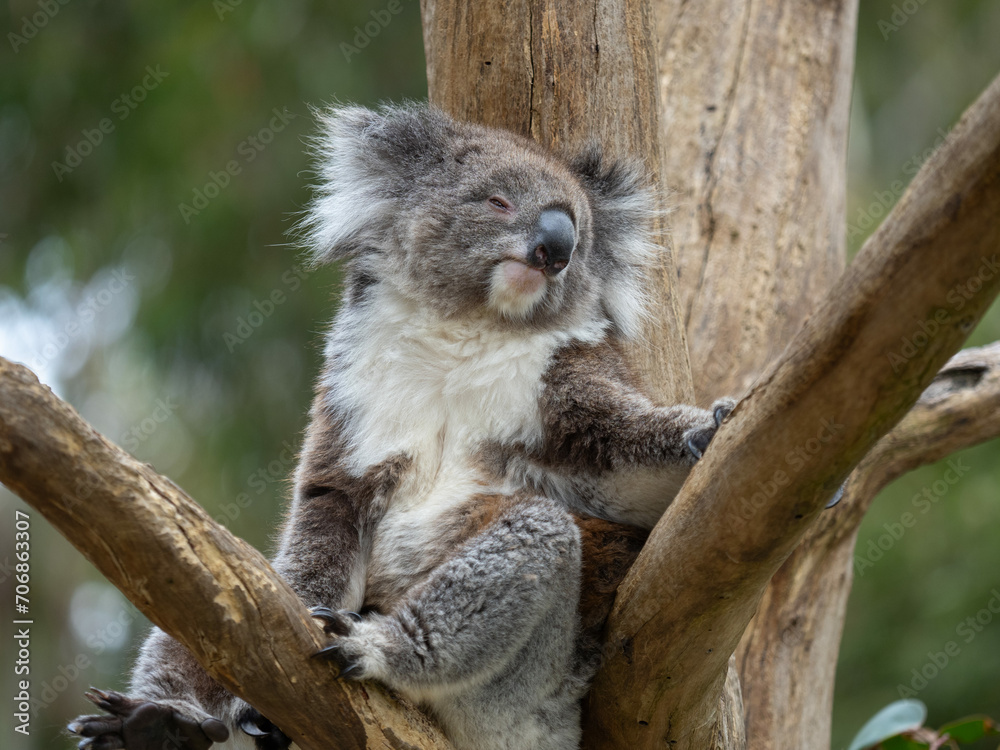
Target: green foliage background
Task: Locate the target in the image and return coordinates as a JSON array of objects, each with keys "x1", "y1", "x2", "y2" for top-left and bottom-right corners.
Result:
[{"x1": 0, "y1": 2, "x2": 997, "y2": 748}]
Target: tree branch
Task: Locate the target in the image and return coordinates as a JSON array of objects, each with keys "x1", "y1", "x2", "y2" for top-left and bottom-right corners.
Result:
[
  {"x1": 734, "y1": 341, "x2": 1000, "y2": 749},
  {"x1": 847, "y1": 341, "x2": 1000, "y2": 514},
  {"x1": 584, "y1": 69, "x2": 1000, "y2": 749},
  {"x1": 0, "y1": 359, "x2": 451, "y2": 750}
]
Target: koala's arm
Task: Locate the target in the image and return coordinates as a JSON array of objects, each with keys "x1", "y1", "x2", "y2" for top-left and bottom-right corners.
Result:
[
  {"x1": 271, "y1": 397, "x2": 405, "y2": 612},
  {"x1": 537, "y1": 340, "x2": 734, "y2": 528}
]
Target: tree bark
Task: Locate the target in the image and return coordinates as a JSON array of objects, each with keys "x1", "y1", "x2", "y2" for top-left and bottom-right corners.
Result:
[
  {"x1": 649, "y1": 4, "x2": 857, "y2": 744},
  {"x1": 583, "y1": 70, "x2": 1000, "y2": 749},
  {"x1": 2, "y1": 2, "x2": 999, "y2": 750},
  {"x1": 734, "y1": 344, "x2": 1000, "y2": 750},
  {"x1": 0, "y1": 359, "x2": 451, "y2": 750}
]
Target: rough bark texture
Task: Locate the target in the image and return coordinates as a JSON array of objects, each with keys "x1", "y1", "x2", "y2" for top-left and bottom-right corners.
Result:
[
  {"x1": 735, "y1": 342, "x2": 1000, "y2": 749},
  {"x1": 0, "y1": 358, "x2": 451, "y2": 750},
  {"x1": 2, "y1": 2, "x2": 999, "y2": 750},
  {"x1": 584, "y1": 70, "x2": 1000, "y2": 749},
  {"x1": 656, "y1": 0, "x2": 856, "y2": 403},
  {"x1": 649, "y1": 2, "x2": 857, "y2": 745}
]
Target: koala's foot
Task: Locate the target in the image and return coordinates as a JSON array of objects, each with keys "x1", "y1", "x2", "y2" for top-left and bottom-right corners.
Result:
[
  {"x1": 310, "y1": 606, "x2": 366, "y2": 678},
  {"x1": 237, "y1": 706, "x2": 292, "y2": 750},
  {"x1": 684, "y1": 397, "x2": 737, "y2": 460},
  {"x1": 68, "y1": 688, "x2": 228, "y2": 750}
]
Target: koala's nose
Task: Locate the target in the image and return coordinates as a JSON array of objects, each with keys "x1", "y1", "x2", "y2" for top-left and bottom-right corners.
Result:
[{"x1": 528, "y1": 209, "x2": 575, "y2": 275}]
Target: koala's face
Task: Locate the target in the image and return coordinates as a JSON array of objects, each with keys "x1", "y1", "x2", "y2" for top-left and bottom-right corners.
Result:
[
  {"x1": 396, "y1": 132, "x2": 596, "y2": 325},
  {"x1": 305, "y1": 105, "x2": 655, "y2": 338}
]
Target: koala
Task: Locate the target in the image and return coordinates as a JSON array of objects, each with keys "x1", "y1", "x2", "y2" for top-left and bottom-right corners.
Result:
[{"x1": 68, "y1": 104, "x2": 735, "y2": 750}]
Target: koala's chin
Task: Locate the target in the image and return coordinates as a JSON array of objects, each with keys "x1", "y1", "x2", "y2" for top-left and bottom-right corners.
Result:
[{"x1": 488, "y1": 260, "x2": 551, "y2": 319}]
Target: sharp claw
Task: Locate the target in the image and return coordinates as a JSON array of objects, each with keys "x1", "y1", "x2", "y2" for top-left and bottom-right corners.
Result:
[
  {"x1": 344, "y1": 611, "x2": 362, "y2": 622},
  {"x1": 826, "y1": 483, "x2": 846, "y2": 508},
  {"x1": 338, "y1": 663, "x2": 360, "y2": 678},
  {"x1": 310, "y1": 606, "x2": 336, "y2": 621},
  {"x1": 312, "y1": 643, "x2": 342, "y2": 659},
  {"x1": 240, "y1": 718, "x2": 269, "y2": 737},
  {"x1": 686, "y1": 438, "x2": 704, "y2": 460},
  {"x1": 84, "y1": 688, "x2": 115, "y2": 712}
]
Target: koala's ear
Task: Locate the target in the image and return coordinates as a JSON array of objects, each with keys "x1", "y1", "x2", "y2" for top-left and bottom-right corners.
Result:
[
  {"x1": 300, "y1": 103, "x2": 452, "y2": 264},
  {"x1": 570, "y1": 145, "x2": 659, "y2": 340}
]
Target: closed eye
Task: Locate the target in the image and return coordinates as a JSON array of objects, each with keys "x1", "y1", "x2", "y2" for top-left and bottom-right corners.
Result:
[{"x1": 488, "y1": 196, "x2": 513, "y2": 212}]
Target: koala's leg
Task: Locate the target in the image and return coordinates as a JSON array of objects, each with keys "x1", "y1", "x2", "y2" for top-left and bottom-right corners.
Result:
[{"x1": 313, "y1": 496, "x2": 584, "y2": 750}]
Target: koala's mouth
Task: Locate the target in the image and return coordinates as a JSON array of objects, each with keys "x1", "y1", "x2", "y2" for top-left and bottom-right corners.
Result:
[
  {"x1": 487, "y1": 259, "x2": 551, "y2": 319},
  {"x1": 500, "y1": 259, "x2": 547, "y2": 295}
]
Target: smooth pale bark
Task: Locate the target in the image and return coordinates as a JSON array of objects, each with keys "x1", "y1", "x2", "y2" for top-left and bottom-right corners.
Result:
[
  {"x1": 655, "y1": 0, "x2": 856, "y2": 403},
  {"x1": 0, "y1": 358, "x2": 452, "y2": 750}
]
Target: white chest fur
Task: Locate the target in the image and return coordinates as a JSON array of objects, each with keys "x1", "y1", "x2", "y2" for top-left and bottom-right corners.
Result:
[
  {"x1": 323, "y1": 288, "x2": 607, "y2": 607},
  {"x1": 324, "y1": 290, "x2": 604, "y2": 498}
]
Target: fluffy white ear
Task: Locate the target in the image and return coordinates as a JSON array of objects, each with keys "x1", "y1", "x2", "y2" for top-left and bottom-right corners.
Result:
[
  {"x1": 299, "y1": 103, "x2": 451, "y2": 264},
  {"x1": 570, "y1": 147, "x2": 660, "y2": 340}
]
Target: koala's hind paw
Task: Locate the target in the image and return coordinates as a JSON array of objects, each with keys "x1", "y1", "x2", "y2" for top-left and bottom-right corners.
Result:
[
  {"x1": 310, "y1": 606, "x2": 365, "y2": 678},
  {"x1": 68, "y1": 688, "x2": 228, "y2": 750},
  {"x1": 684, "y1": 397, "x2": 737, "y2": 460}
]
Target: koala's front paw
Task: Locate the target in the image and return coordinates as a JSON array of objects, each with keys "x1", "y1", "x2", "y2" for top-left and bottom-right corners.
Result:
[
  {"x1": 68, "y1": 688, "x2": 229, "y2": 750},
  {"x1": 683, "y1": 397, "x2": 737, "y2": 460},
  {"x1": 310, "y1": 606, "x2": 366, "y2": 679}
]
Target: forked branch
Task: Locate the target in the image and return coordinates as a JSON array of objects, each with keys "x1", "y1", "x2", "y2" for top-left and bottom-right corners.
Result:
[{"x1": 584, "y1": 71, "x2": 1000, "y2": 749}]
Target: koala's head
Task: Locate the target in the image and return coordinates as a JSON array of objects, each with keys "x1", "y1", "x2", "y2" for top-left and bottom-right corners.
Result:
[{"x1": 302, "y1": 103, "x2": 656, "y2": 339}]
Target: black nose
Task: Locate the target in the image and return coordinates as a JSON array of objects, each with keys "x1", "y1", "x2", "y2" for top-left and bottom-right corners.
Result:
[{"x1": 527, "y1": 208, "x2": 575, "y2": 275}]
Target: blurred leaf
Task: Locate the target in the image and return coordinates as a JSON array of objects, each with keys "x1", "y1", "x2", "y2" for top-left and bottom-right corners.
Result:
[
  {"x1": 879, "y1": 735, "x2": 929, "y2": 750},
  {"x1": 938, "y1": 715, "x2": 999, "y2": 742},
  {"x1": 849, "y1": 700, "x2": 928, "y2": 750}
]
